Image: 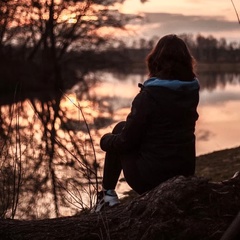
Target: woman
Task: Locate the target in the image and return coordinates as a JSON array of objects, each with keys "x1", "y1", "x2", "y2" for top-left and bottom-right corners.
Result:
[{"x1": 92, "y1": 34, "x2": 200, "y2": 213}]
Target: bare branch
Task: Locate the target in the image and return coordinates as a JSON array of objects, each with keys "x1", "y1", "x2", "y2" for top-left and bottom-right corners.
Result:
[{"x1": 231, "y1": 0, "x2": 240, "y2": 24}]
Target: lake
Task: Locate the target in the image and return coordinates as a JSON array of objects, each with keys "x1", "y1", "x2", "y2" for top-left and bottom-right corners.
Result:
[
  {"x1": 91, "y1": 71, "x2": 240, "y2": 156},
  {"x1": 1, "y1": 70, "x2": 240, "y2": 219}
]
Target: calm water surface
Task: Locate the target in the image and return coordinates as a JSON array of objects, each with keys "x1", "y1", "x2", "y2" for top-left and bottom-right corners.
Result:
[
  {"x1": 2, "y1": 71, "x2": 240, "y2": 219},
  {"x1": 92, "y1": 72, "x2": 240, "y2": 156}
]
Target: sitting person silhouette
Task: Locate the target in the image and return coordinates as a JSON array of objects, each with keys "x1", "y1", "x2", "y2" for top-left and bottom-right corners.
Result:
[{"x1": 92, "y1": 34, "x2": 200, "y2": 212}]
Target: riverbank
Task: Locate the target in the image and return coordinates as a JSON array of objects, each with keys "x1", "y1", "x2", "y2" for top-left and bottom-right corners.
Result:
[
  {"x1": 130, "y1": 62, "x2": 240, "y2": 74},
  {"x1": 197, "y1": 62, "x2": 240, "y2": 73},
  {"x1": 196, "y1": 146, "x2": 240, "y2": 181},
  {"x1": 1, "y1": 164, "x2": 239, "y2": 240}
]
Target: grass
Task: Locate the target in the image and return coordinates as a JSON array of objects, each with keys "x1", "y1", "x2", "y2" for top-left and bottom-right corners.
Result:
[{"x1": 196, "y1": 146, "x2": 240, "y2": 181}]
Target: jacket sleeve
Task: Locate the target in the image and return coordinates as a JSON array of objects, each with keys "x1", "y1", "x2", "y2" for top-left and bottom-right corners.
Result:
[{"x1": 100, "y1": 89, "x2": 152, "y2": 152}]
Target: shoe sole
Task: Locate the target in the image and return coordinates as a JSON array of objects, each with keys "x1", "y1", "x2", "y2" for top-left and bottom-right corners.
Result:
[{"x1": 94, "y1": 197, "x2": 120, "y2": 213}]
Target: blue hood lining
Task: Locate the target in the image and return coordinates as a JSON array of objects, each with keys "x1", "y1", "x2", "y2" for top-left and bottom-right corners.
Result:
[{"x1": 143, "y1": 77, "x2": 200, "y2": 91}]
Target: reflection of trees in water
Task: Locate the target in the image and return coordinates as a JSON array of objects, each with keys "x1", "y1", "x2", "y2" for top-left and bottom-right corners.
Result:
[
  {"x1": 0, "y1": 0, "x2": 147, "y2": 220},
  {"x1": 103, "y1": 69, "x2": 240, "y2": 92},
  {"x1": 1, "y1": 69, "x2": 240, "y2": 219},
  {"x1": 198, "y1": 72, "x2": 240, "y2": 91},
  {"x1": 0, "y1": 83, "x2": 115, "y2": 219}
]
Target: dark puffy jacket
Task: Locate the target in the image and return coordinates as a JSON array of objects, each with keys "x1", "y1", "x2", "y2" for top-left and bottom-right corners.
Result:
[{"x1": 100, "y1": 77, "x2": 200, "y2": 186}]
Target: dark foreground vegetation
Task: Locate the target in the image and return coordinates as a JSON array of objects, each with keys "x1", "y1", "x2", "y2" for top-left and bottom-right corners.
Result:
[
  {"x1": 0, "y1": 175, "x2": 239, "y2": 240},
  {"x1": 1, "y1": 146, "x2": 240, "y2": 240}
]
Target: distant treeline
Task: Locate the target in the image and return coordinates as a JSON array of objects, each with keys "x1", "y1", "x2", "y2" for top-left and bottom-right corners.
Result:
[
  {"x1": 180, "y1": 34, "x2": 240, "y2": 63},
  {"x1": 1, "y1": 34, "x2": 240, "y2": 97},
  {"x1": 79, "y1": 34, "x2": 240, "y2": 73},
  {"x1": 108, "y1": 34, "x2": 240, "y2": 65}
]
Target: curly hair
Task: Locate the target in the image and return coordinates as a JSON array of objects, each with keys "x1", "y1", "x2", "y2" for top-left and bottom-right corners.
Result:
[{"x1": 146, "y1": 34, "x2": 196, "y2": 81}]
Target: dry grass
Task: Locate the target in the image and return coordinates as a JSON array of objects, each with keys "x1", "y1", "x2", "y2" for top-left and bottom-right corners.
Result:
[{"x1": 196, "y1": 146, "x2": 240, "y2": 181}]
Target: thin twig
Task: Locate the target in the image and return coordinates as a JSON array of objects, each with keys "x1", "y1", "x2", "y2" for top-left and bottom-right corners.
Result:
[
  {"x1": 60, "y1": 91, "x2": 99, "y2": 192},
  {"x1": 11, "y1": 82, "x2": 22, "y2": 219},
  {"x1": 231, "y1": 0, "x2": 240, "y2": 24}
]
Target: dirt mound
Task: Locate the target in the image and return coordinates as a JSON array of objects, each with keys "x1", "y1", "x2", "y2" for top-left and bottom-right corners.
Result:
[{"x1": 1, "y1": 174, "x2": 240, "y2": 240}]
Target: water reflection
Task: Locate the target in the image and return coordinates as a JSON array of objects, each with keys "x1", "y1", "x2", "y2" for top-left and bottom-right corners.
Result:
[
  {"x1": 91, "y1": 72, "x2": 240, "y2": 156},
  {"x1": 1, "y1": 71, "x2": 240, "y2": 219},
  {"x1": 199, "y1": 72, "x2": 240, "y2": 91},
  {"x1": 197, "y1": 80, "x2": 240, "y2": 155},
  {"x1": 0, "y1": 93, "x2": 100, "y2": 219}
]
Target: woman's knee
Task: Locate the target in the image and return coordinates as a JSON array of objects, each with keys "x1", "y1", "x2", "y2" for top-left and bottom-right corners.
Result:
[{"x1": 112, "y1": 121, "x2": 126, "y2": 134}]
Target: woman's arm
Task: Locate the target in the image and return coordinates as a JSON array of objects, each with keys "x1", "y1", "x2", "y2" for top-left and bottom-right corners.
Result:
[{"x1": 100, "y1": 90, "x2": 152, "y2": 152}]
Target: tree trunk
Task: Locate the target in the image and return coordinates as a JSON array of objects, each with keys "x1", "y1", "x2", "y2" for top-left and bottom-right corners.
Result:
[{"x1": 0, "y1": 174, "x2": 240, "y2": 240}]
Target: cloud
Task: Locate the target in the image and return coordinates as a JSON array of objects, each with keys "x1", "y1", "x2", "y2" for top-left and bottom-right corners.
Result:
[
  {"x1": 196, "y1": 129, "x2": 214, "y2": 142},
  {"x1": 133, "y1": 12, "x2": 240, "y2": 40}
]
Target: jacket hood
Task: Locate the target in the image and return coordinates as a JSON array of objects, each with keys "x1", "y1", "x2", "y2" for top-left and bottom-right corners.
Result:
[{"x1": 143, "y1": 77, "x2": 200, "y2": 91}]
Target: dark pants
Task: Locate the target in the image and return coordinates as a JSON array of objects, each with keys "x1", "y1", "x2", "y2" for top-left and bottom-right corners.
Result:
[{"x1": 102, "y1": 121, "x2": 153, "y2": 194}]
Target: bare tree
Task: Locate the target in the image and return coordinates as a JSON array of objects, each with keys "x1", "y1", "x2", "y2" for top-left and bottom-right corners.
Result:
[{"x1": 0, "y1": 0, "x2": 143, "y2": 219}]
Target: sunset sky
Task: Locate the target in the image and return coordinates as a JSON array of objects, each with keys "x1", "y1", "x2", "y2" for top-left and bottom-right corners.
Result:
[{"x1": 119, "y1": 0, "x2": 240, "y2": 42}]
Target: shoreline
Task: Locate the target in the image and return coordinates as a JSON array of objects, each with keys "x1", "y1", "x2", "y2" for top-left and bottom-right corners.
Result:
[
  {"x1": 197, "y1": 62, "x2": 240, "y2": 73},
  {"x1": 196, "y1": 145, "x2": 240, "y2": 181},
  {"x1": 130, "y1": 62, "x2": 240, "y2": 74}
]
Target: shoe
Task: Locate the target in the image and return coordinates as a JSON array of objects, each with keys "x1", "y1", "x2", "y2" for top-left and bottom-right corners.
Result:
[{"x1": 91, "y1": 189, "x2": 120, "y2": 213}]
